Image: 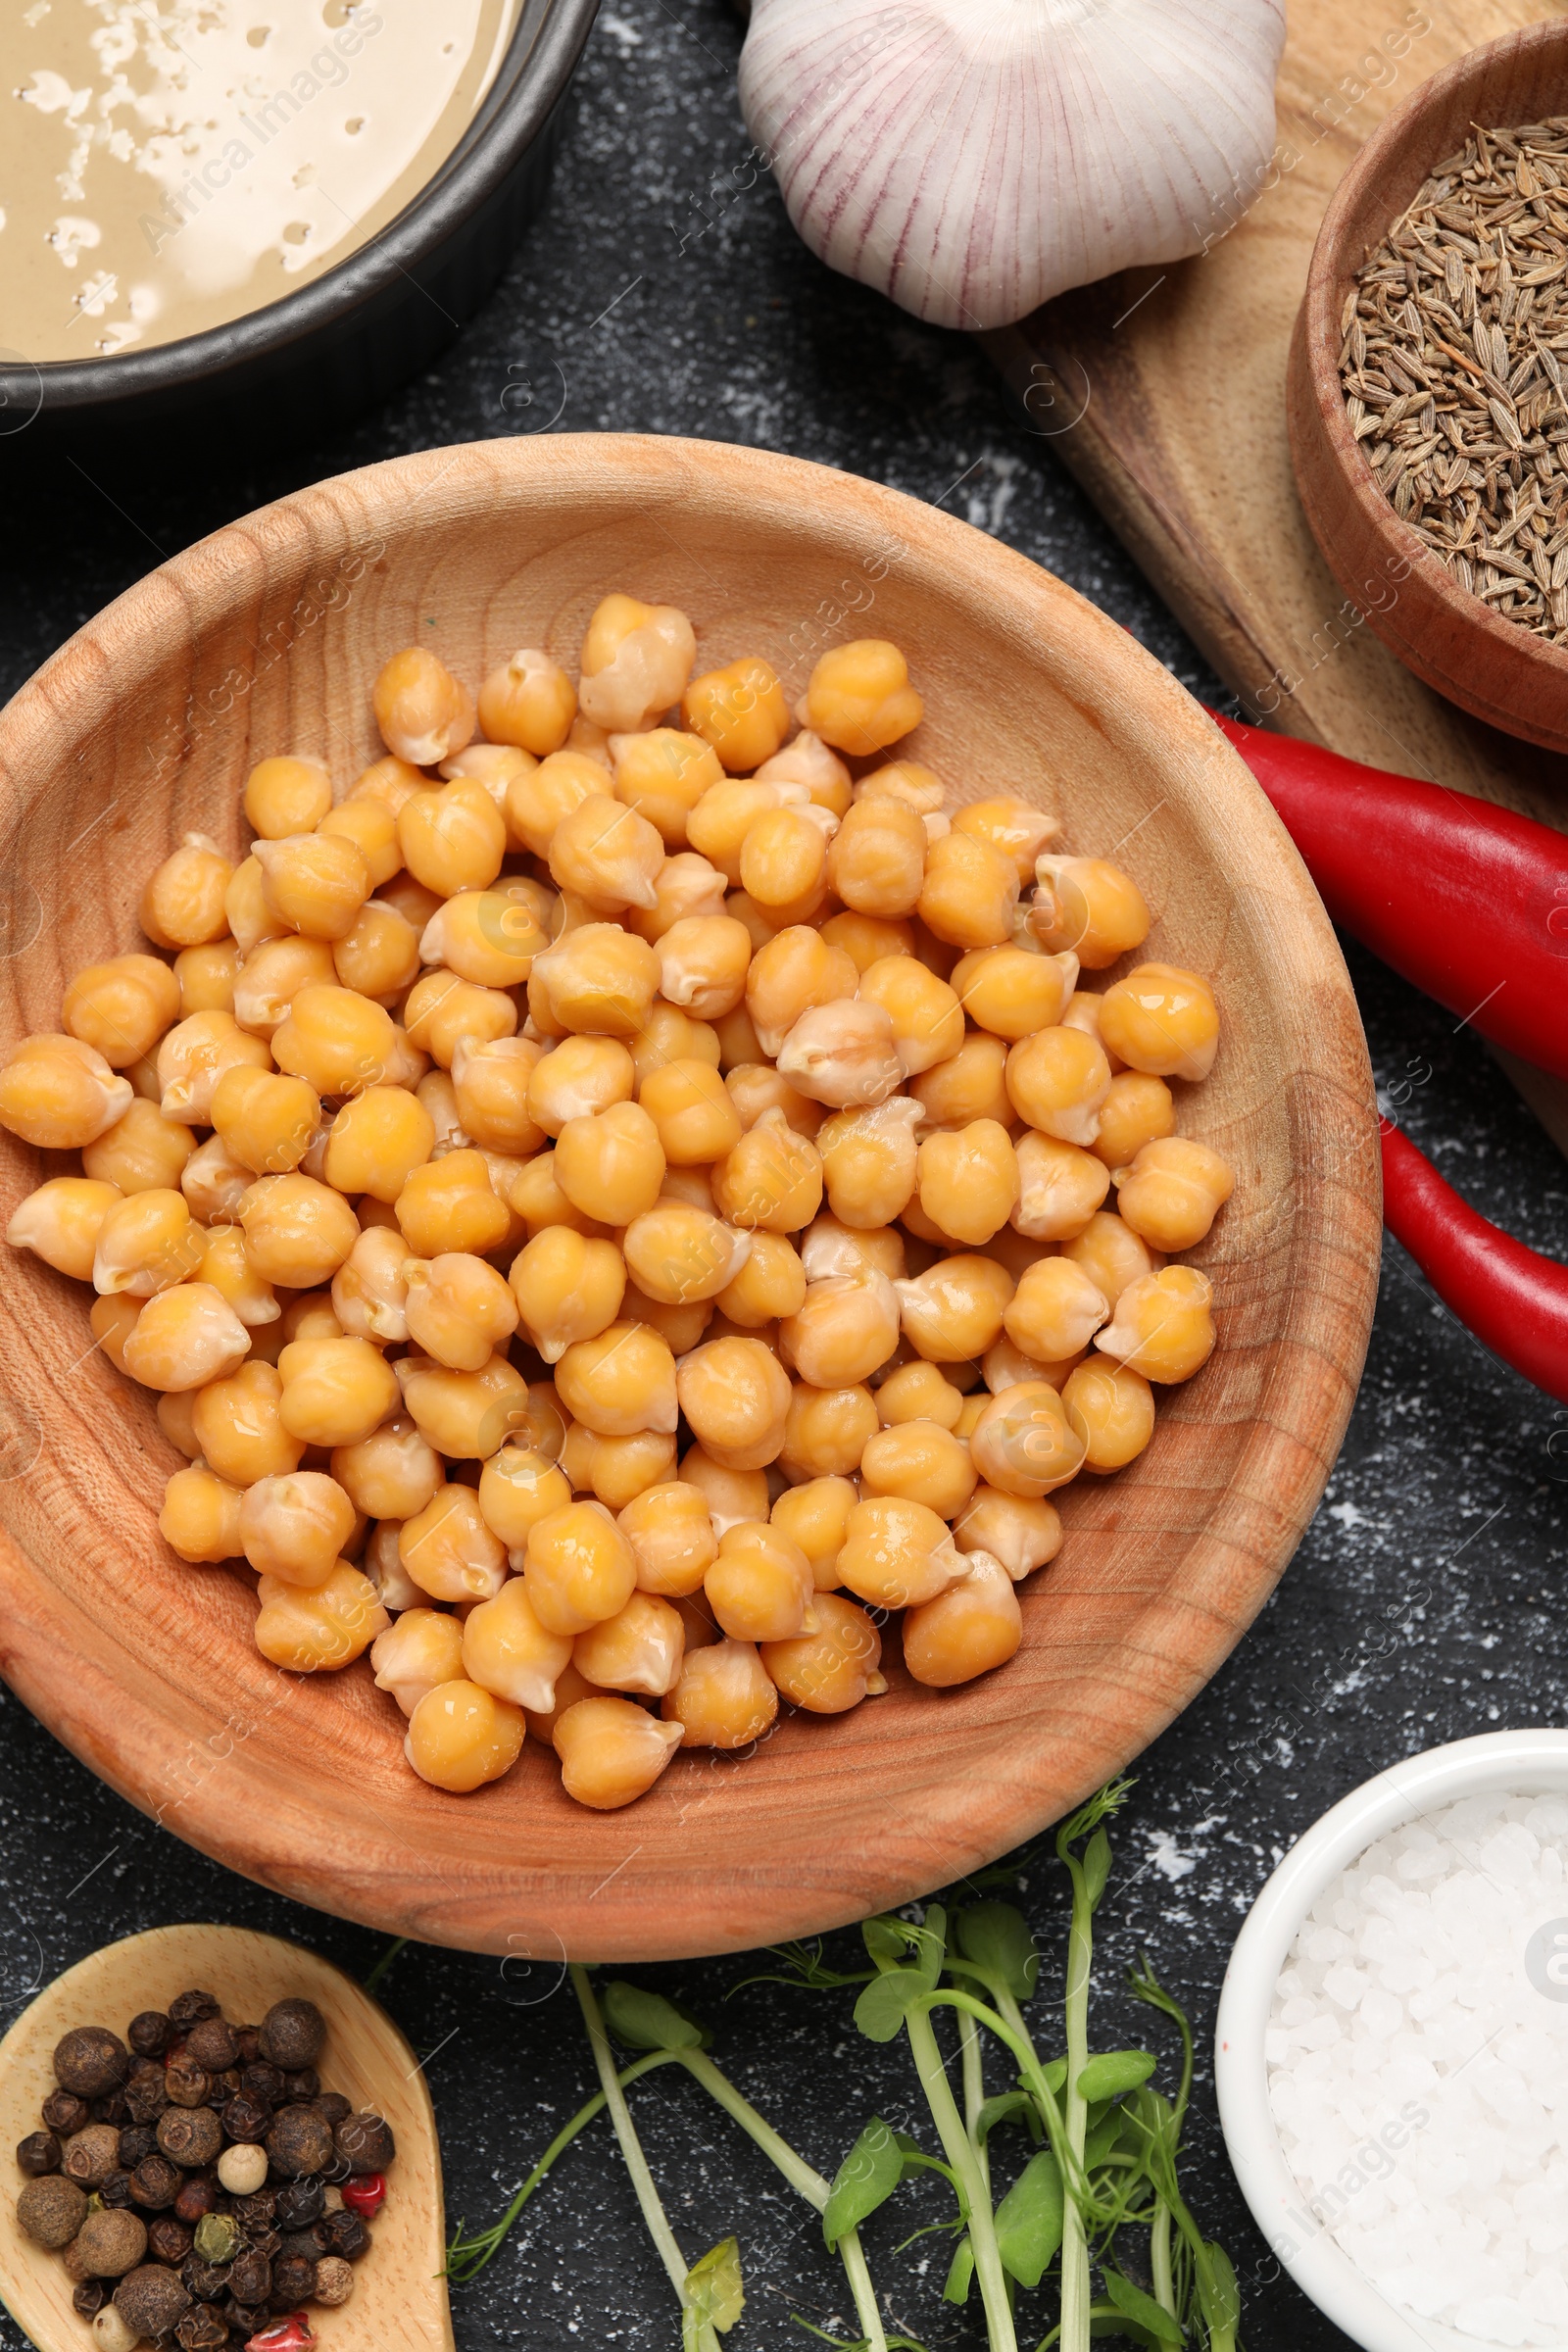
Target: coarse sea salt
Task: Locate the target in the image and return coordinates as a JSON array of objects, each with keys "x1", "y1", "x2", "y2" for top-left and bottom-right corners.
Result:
[{"x1": 1268, "y1": 1793, "x2": 1568, "y2": 2347}]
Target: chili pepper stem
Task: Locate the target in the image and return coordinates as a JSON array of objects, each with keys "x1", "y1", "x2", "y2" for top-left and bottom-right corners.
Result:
[
  {"x1": 903, "y1": 2005, "x2": 1017, "y2": 2352},
  {"x1": 670, "y1": 2048, "x2": 890, "y2": 2352},
  {"x1": 570, "y1": 1966, "x2": 720, "y2": 2352}
]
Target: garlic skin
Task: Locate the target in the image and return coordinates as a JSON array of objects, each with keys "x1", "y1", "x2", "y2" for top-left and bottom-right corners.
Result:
[{"x1": 738, "y1": 0, "x2": 1286, "y2": 332}]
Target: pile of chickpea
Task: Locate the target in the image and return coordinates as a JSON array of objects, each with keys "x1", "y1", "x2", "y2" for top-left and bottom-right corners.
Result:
[{"x1": 0, "y1": 597, "x2": 1234, "y2": 1811}]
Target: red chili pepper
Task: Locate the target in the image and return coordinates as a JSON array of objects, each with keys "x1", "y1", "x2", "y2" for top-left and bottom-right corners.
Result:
[
  {"x1": 245, "y1": 2317, "x2": 315, "y2": 2352},
  {"x1": 1382, "y1": 1122, "x2": 1568, "y2": 1403},
  {"x1": 1209, "y1": 710, "x2": 1568, "y2": 1080},
  {"x1": 340, "y1": 2171, "x2": 385, "y2": 2217}
]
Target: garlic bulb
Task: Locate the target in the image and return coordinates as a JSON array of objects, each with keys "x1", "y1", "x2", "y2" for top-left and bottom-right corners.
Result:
[{"x1": 738, "y1": 0, "x2": 1286, "y2": 331}]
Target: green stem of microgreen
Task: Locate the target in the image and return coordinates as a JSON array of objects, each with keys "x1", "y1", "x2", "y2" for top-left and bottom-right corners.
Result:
[
  {"x1": 958, "y1": 2009, "x2": 990, "y2": 2198},
  {"x1": 916, "y1": 1992, "x2": 1087, "y2": 2213},
  {"x1": 570, "y1": 1966, "x2": 719, "y2": 2352},
  {"x1": 1056, "y1": 1861, "x2": 1094, "y2": 2352},
  {"x1": 903, "y1": 2004, "x2": 1017, "y2": 2352},
  {"x1": 1150, "y1": 2203, "x2": 1174, "y2": 2319},
  {"x1": 445, "y1": 2052, "x2": 681, "y2": 2281},
  {"x1": 362, "y1": 1936, "x2": 409, "y2": 1998}
]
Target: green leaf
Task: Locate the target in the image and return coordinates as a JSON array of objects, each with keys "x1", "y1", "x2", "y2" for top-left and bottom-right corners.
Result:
[
  {"x1": 1078, "y1": 2050, "x2": 1156, "y2": 2102},
  {"x1": 821, "y1": 2119, "x2": 904, "y2": 2252},
  {"x1": 1087, "y1": 2303, "x2": 1165, "y2": 2347},
  {"x1": 1083, "y1": 1826, "x2": 1112, "y2": 1911},
  {"x1": 975, "y1": 2090, "x2": 1036, "y2": 2144},
  {"x1": 1195, "y1": 2241, "x2": 1240, "y2": 2335},
  {"x1": 955, "y1": 1902, "x2": 1040, "y2": 2000},
  {"x1": 862, "y1": 1915, "x2": 910, "y2": 1969},
  {"x1": 1102, "y1": 2271, "x2": 1183, "y2": 2344},
  {"x1": 601, "y1": 1982, "x2": 709, "y2": 2051},
  {"x1": 942, "y1": 2238, "x2": 974, "y2": 2304},
  {"x1": 854, "y1": 1969, "x2": 927, "y2": 2043},
  {"x1": 685, "y1": 2237, "x2": 744, "y2": 2332},
  {"x1": 993, "y1": 2150, "x2": 1064, "y2": 2288}
]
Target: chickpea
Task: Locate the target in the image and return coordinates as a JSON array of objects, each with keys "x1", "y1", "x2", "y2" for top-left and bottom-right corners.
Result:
[
  {"x1": 661, "y1": 1640, "x2": 777, "y2": 1749},
  {"x1": 270, "y1": 982, "x2": 399, "y2": 1099},
  {"x1": 556, "y1": 1321, "x2": 678, "y2": 1439},
  {"x1": 572, "y1": 1591, "x2": 685, "y2": 1696},
  {"x1": 915, "y1": 1119, "x2": 1019, "y2": 1248},
  {"x1": 1060, "y1": 1209, "x2": 1161, "y2": 1308},
  {"x1": 656, "y1": 915, "x2": 753, "y2": 1023},
  {"x1": 779, "y1": 1380, "x2": 878, "y2": 1483},
  {"x1": 252, "y1": 833, "x2": 371, "y2": 944},
  {"x1": 909, "y1": 1033, "x2": 1010, "y2": 1133},
  {"x1": 747, "y1": 726, "x2": 847, "y2": 812},
  {"x1": 368, "y1": 644, "x2": 471, "y2": 764},
  {"x1": 276, "y1": 1334, "x2": 399, "y2": 1447},
  {"x1": 675, "y1": 656, "x2": 786, "y2": 772},
  {"x1": 317, "y1": 798, "x2": 404, "y2": 897},
  {"x1": 89, "y1": 1292, "x2": 141, "y2": 1372},
  {"x1": 916, "y1": 830, "x2": 1019, "y2": 952},
  {"x1": 197, "y1": 1222, "x2": 278, "y2": 1329},
  {"x1": 477, "y1": 1443, "x2": 572, "y2": 1551},
  {"x1": 478, "y1": 646, "x2": 577, "y2": 755},
  {"x1": 876, "y1": 1360, "x2": 962, "y2": 1431},
  {"x1": 803, "y1": 1217, "x2": 907, "y2": 1286},
  {"x1": 1030, "y1": 855, "x2": 1151, "y2": 968},
  {"x1": 330, "y1": 1225, "x2": 412, "y2": 1344},
  {"x1": 555, "y1": 1692, "x2": 684, "y2": 1806},
  {"x1": 548, "y1": 1102, "x2": 662, "y2": 1225},
  {"x1": 418, "y1": 888, "x2": 550, "y2": 991},
  {"x1": 401, "y1": 1251, "x2": 519, "y2": 1372},
  {"x1": 509, "y1": 1227, "x2": 626, "y2": 1363},
  {"x1": 191, "y1": 1359, "x2": 304, "y2": 1483},
  {"x1": 762, "y1": 1591, "x2": 885, "y2": 1711},
  {"x1": 206, "y1": 1066, "x2": 318, "y2": 1180},
  {"x1": 255, "y1": 1563, "x2": 388, "y2": 1674},
  {"x1": 360, "y1": 1520, "x2": 421, "y2": 1611},
  {"x1": 231, "y1": 1172, "x2": 356, "y2": 1291},
  {"x1": 447, "y1": 1037, "x2": 543, "y2": 1157},
  {"x1": 738, "y1": 808, "x2": 830, "y2": 917},
  {"x1": 7, "y1": 1177, "x2": 122, "y2": 1282},
  {"x1": 904, "y1": 1548, "x2": 1022, "y2": 1687},
  {"x1": 546, "y1": 792, "x2": 663, "y2": 913},
  {"x1": 705, "y1": 1520, "x2": 813, "y2": 1642},
  {"x1": 611, "y1": 1480, "x2": 714, "y2": 1599},
  {"x1": 725, "y1": 1064, "x2": 823, "y2": 1145},
  {"x1": 773, "y1": 1002, "x2": 903, "y2": 1114},
  {"x1": 502, "y1": 750, "x2": 600, "y2": 863},
  {"x1": 395, "y1": 779, "x2": 505, "y2": 900},
  {"x1": 780, "y1": 1271, "x2": 900, "y2": 1390},
  {"x1": 349, "y1": 754, "x2": 428, "y2": 815},
  {"x1": 770, "y1": 1475, "x2": 857, "y2": 1589},
  {"x1": 812, "y1": 1096, "x2": 920, "y2": 1232},
  {"x1": 507, "y1": 1151, "x2": 605, "y2": 1243},
  {"x1": 1094, "y1": 1264, "x2": 1215, "y2": 1383},
  {"x1": 318, "y1": 1086, "x2": 433, "y2": 1204},
  {"x1": 139, "y1": 833, "x2": 234, "y2": 951},
  {"x1": 237, "y1": 1469, "x2": 356, "y2": 1586},
  {"x1": 578, "y1": 595, "x2": 697, "y2": 733},
  {"x1": 332, "y1": 1416, "x2": 443, "y2": 1521},
  {"x1": 951, "y1": 797, "x2": 1058, "y2": 885},
  {"x1": 726, "y1": 886, "x2": 786, "y2": 952},
  {"x1": 713, "y1": 1003, "x2": 765, "y2": 1071},
  {"x1": 528, "y1": 923, "x2": 661, "y2": 1039},
  {"x1": 62, "y1": 955, "x2": 180, "y2": 1070},
  {"x1": 661, "y1": 1455, "x2": 759, "y2": 1545},
  {"x1": 174, "y1": 938, "x2": 242, "y2": 1017},
  {"x1": 1057, "y1": 1358, "x2": 1154, "y2": 1473},
  {"x1": 626, "y1": 852, "x2": 728, "y2": 947},
  {"x1": 677, "y1": 1335, "x2": 791, "y2": 1470},
  {"x1": 152, "y1": 1011, "x2": 265, "y2": 1128},
  {"x1": 120, "y1": 1282, "x2": 251, "y2": 1391},
  {"x1": 92, "y1": 1187, "x2": 202, "y2": 1296},
  {"x1": 394, "y1": 1348, "x2": 533, "y2": 1460},
  {"x1": 683, "y1": 779, "x2": 781, "y2": 885},
  {"x1": 805, "y1": 640, "x2": 922, "y2": 756},
  {"x1": 232, "y1": 936, "x2": 336, "y2": 1039},
  {"x1": 1005, "y1": 1025, "x2": 1113, "y2": 1147},
  {"x1": 954, "y1": 1487, "x2": 1061, "y2": 1580},
  {"x1": 1113, "y1": 1136, "x2": 1235, "y2": 1252},
  {"x1": 237, "y1": 755, "x2": 329, "y2": 842},
  {"x1": 710, "y1": 1107, "x2": 823, "y2": 1234},
  {"x1": 398, "y1": 1483, "x2": 509, "y2": 1604},
  {"x1": 895, "y1": 1254, "x2": 1013, "y2": 1363},
  {"x1": 968, "y1": 1381, "x2": 1086, "y2": 1499},
  {"x1": 160, "y1": 1462, "x2": 244, "y2": 1564},
  {"x1": 0, "y1": 1032, "x2": 131, "y2": 1151},
  {"x1": 952, "y1": 944, "x2": 1075, "y2": 1042},
  {"x1": 562, "y1": 1423, "x2": 678, "y2": 1508},
  {"x1": 837, "y1": 1495, "x2": 963, "y2": 1609},
  {"x1": 1098, "y1": 962, "x2": 1220, "y2": 1082},
  {"x1": 712, "y1": 1229, "x2": 804, "y2": 1332},
  {"x1": 523, "y1": 1037, "x2": 631, "y2": 1138},
  {"x1": 459, "y1": 1579, "x2": 573, "y2": 1711},
  {"x1": 406, "y1": 1679, "x2": 524, "y2": 1791},
  {"x1": 981, "y1": 1333, "x2": 1078, "y2": 1393},
  {"x1": 610, "y1": 727, "x2": 725, "y2": 847},
  {"x1": 78, "y1": 1100, "x2": 195, "y2": 1200},
  {"x1": 826, "y1": 797, "x2": 927, "y2": 918},
  {"x1": 1060, "y1": 990, "x2": 1122, "y2": 1071},
  {"x1": 396, "y1": 1150, "x2": 511, "y2": 1258},
  {"x1": 404, "y1": 971, "x2": 517, "y2": 1072},
  {"x1": 857, "y1": 956, "x2": 963, "y2": 1076},
  {"x1": 854, "y1": 759, "x2": 944, "y2": 816},
  {"x1": 1009, "y1": 1131, "x2": 1112, "y2": 1245},
  {"x1": 632, "y1": 1008, "x2": 722, "y2": 1095},
  {"x1": 1004, "y1": 1256, "x2": 1109, "y2": 1364},
  {"x1": 745, "y1": 928, "x2": 858, "y2": 1059},
  {"x1": 617, "y1": 1205, "x2": 744, "y2": 1310},
  {"x1": 370, "y1": 1609, "x2": 468, "y2": 1717},
  {"x1": 1092, "y1": 1073, "x2": 1175, "y2": 1173},
  {"x1": 639, "y1": 1060, "x2": 744, "y2": 1166},
  {"x1": 223, "y1": 854, "x2": 282, "y2": 956},
  {"x1": 522, "y1": 1499, "x2": 638, "y2": 1635},
  {"x1": 861, "y1": 1415, "x2": 976, "y2": 1515}
]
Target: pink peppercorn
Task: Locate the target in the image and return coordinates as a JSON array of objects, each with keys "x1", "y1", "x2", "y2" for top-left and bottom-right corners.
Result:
[
  {"x1": 341, "y1": 2171, "x2": 386, "y2": 2218},
  {"x1": 245, "y1": 2317, "x2": 315, "y2": 2352}
]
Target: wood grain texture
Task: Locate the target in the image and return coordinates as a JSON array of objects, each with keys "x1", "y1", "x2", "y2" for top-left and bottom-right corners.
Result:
[
  {"x1": 0, "y1": 434, "x2": 1380, "y2": 1961},
  {"x1": 1292, "y1": 19, "x2": 1568, "y2": 750},
  {"x1": 982, "y1": 0, "x2": 1568, "y2": 1146},
  {"x1": 0, "y1": 1925, "x2": 449, "y2": 2352}
]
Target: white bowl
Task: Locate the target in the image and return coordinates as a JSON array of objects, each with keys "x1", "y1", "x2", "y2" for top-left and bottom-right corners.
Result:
[{"x1": 1215, "y1": 1728, "x2": 1568, "y2": 2352}]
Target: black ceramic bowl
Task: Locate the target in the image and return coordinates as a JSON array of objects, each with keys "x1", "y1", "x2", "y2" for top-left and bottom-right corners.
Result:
[{"x1": 0, "y1": 0, "x2": 600, "y2": 450}]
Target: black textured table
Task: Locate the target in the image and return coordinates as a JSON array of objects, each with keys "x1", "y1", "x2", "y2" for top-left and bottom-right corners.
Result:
[{"x1": 2, "y1": 6, "x2": 1565, "y2": 2348}]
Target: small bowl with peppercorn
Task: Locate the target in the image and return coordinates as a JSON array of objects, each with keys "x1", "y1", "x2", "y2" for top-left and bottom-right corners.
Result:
[
  {"x1": 1289, "y1": 17, "x2": 1568, "y2": 752},
  {"x1": 0, "y1": 1925, "x2": 448, "y2": 2352}
]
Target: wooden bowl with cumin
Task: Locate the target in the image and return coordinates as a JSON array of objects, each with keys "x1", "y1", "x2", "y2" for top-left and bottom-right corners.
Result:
[
  {"x1": 0, "y1": 434, "x2": 1379, "y2": 1963},
  {"x1": 1289, "y1": 18, "x2": 1568, "y2": 753}
]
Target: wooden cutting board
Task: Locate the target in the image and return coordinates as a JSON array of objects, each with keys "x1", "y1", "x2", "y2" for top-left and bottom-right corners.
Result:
[{"x1": 983, "y1": 0, "x2": 1568, "y2": 1149}]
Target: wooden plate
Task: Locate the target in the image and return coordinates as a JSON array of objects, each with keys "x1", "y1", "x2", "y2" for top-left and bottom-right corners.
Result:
[
  {"x1": 0, "y1": 1925, "x2": 450, "y2": 2352},
  {"x1": 0, "y1": 434, "x2": 1380, "y2": 1962}
]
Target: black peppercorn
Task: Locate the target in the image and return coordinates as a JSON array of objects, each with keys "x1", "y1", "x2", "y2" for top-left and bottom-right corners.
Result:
[
  {"x1": 53, "y1": 2026, "x2": 129, "y2": 2100},
  {"x1": 266, "y1": 2105, "x2": 332, "y2": 2180},
  {"x1": 182, "y1": 2019, "x2": 238, "y2": 2074},
  {"x1": 115, "y1": 2260, "x2": 192, "y2": 2339},
  {"x1": 124, "y1": 2065, "x2": 170, "y2": 2127},
  {"x1": 242, "y1": 2225, "x2": 280, "y2": 2261},
  {"x1": 220, "y1": 2094, "x2": 271, "y2": 2145},
  {"x1": 174, "y1": 2309, "x2": 229, "y2": 2352},
  {"x1": 173, "y1": 2175, "x2": 220, "y2": 2226},
  {"x1": 73, "y1": 2280, "x2": 107, "y2": 2317},
  {"x1": 277, "y1": 2224, "x2": 328, "y2": 2263},
  {"x1": 164, "y1": 2058, "x2": 211, "y2": 2109},
  {"x1": 90, "y1": 2090, "x2": 130, "y2": 2128},
  {"x1": 17, "y1": 2130, "x2": 60, "y2": 2176},
  {"x1": 257, "y1": 1998, "x2": 324, "y2": 2074},
  {"x1": 226, "y1": 2247, "x2": 271, "y2": 2307},
  {"x1": 334, "y1": 2109, "x2": 395, "y2": 2175},
  {"x1": 312, "y1": 2091, "x2": 352, "y2": 2128},
  {"x1": 180, "y1": 2251, "x2": 231, "y2": 2302},
  {"x1": 128, "y1": 2010, "x2": 173, "y2": 2058},
  {"x1": 230, "y1": 2191, "x2": 275, "y2": 2235},
  {"x1": 270, "y1": 2251, "x2": 317, "y2": 2305},
  {"x1": 232, "y1": 2027, "x2": 261, "y2": 2066},
  {"x1": 168, "y1": 1990, "x2": 221, "y2": 2032},
  {"x1": 41, "y1": 2089, "x2": 89, "y2": 2137},
  {"x1": 281, "y1": 2068, "x2": 319, "y2": 2101},
  {"x1": 322, "y1": 2208, "x2": 368, "y2": 2261},
  {"x1": 129, "y1": 2152, "x2": 182, "y2": 2210},
  {"x1": 214, "y1": 2068, "x2": 243, "y2": 2102},
  {"x1": 270, "y1": 2178, "x2": 323, "y2": 2232},
  {"x1": 221, "y1": 2298, "x2": 264, "y2": 2337},
  {"x1": 240, "y1": 2062, "x2": 285, "y2": 2107},
  {"x1": 99, "y1": 2171, "x2": 135, "y2": 2211},
  {"x1": 157, "y1": 2107, "x2": 222, "y2": 2170},
  {"x1": 148, "y1": 2213, "x2": 194, "y2": 2265},
  {"x1": 119, "y1": 2127, "x2": 157, "y2": 2170}
]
